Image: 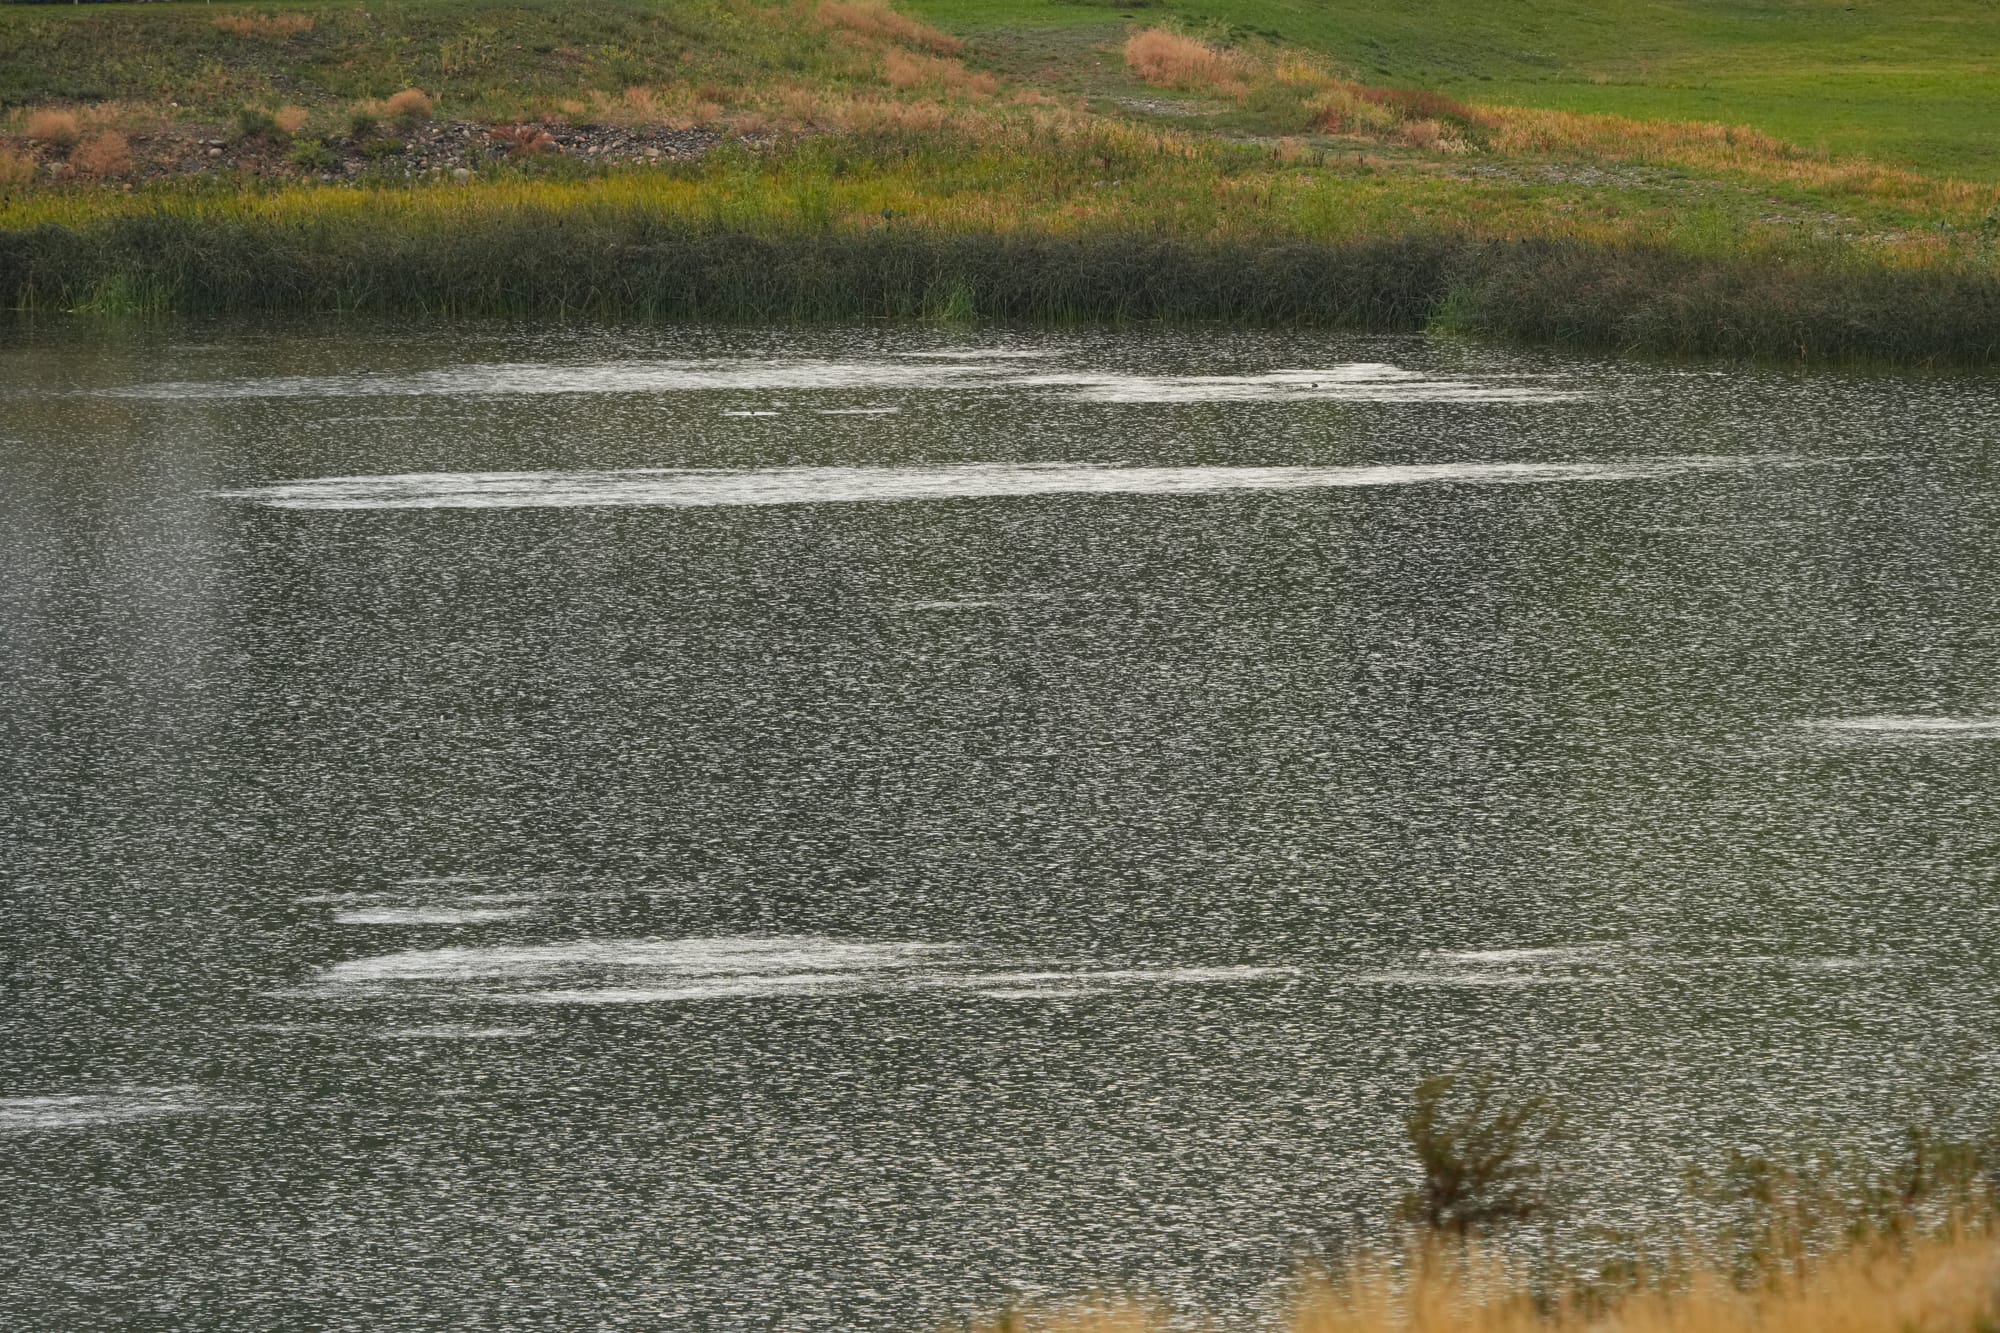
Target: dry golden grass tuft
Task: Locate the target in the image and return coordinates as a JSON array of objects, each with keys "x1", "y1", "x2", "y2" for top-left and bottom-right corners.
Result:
[
  {"x1": 384, "y1": 88, "x2": 434, "y2": 121},
  {"x1": 0, "y1": 149, "x2": 35, "y2": 186},
  {"x1": 71, "y1": 131, "x2": 133, "y2": 178},
  {"x1": 815, "y1": 0, "x2": 962, "y2": 56},
  {"x1": 580, "y1": 86, "x2": 730, "y2": 131},
  {"x1": 1122, "y1": 29, "x2": 1255, "y2": 99},
  {"x1": 25, "y1": 109, "x2": 81, "y2": 146},
  {"x1": 835, "y1": 95, "x2": 950, "y2": 133},
  {"x1": 1273, "y1": 135, "x2": 1314, "y2": 164},
  {"x1": 212, "y1": 12, "x2": 314, "y2": 38},
  {"x1": 274, "y1": 105, "x2": 311, "y2": 135},
  {"x1": 881, "y1": 48, "x2": 998, "y2": 98}
]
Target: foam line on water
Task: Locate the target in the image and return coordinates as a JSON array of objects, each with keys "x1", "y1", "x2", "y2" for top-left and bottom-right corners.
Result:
[
  {"x1": 1005, "y1": 366, "x2": 1578, "y2": 404},
  {"x1": 1799, "y1": 716, "x2": 2000, "y2": 738},
  {"x1": 333, "y1": 906, "x2": 540, "y2": 925},
  {"x1": 219, "y1": 457, "x2": 1801, "y2": 512},
  {"x1": 0, "y1": 1088, "x2": 206, "y2": 1133},
  {"x1": 1349, "y1": 969, "x2": 1584, "y2": 988},
  {"x1": 109, "y1": 356, "x2": 1575, "y2": 403},
  {"x1": 1431, "y1": 945, "x2": 1621, "y2": 965},
  {"x1": 293, "y1": 934, "x2": 1296, "y2": 1005}
]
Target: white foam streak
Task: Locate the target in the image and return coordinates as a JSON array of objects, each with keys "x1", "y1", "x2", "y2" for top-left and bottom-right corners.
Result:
[
  {"x1": 333, "y1": 906, "x2": 539, "y2": 925},
  {"x1": 114, "y1": 356, "x2": 1574, "y2": 404},
  {"x1": 221, "y1": 457, "x2": 1790, "y2": 512},
  {"x1": 1351, "y1": 970, "x2": 1578, "y2": 988},
  {"x1": 1800, "y1": 716, "x2": 2000, "y2": 738},
  {"x1": 0, "y1": 1088, "x2": 205, "y2": 1132},
  {"x1": 1431, "y1": 945, "x2": 1620, "y2": 965},
  {"x1": 121, "y1": 359, "x2": 984, "y2": 400},
  {"x1": 1009, "y1": 366, "x2": 1573, "y2": 404},
  {"x1": 296, "y1": 934, "x2": 1295, "y2": 1005}
]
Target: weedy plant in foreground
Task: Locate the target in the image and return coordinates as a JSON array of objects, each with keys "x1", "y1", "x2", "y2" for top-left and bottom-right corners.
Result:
[
  {"x1": 957, "y1": 1077, "x2": 2000, "y2": 1333},
  {"x1": 1399, "y1": 1074, "x2": 1562, "y2": 1239}
]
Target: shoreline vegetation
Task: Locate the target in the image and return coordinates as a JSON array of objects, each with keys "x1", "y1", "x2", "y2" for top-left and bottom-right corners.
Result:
[
  {"x1": 965, "y1": 1077, "x2": 2000, "y2": 1333},
  {"x1": 4, "y1": 0, "x2": 2000, "y2": 361}
]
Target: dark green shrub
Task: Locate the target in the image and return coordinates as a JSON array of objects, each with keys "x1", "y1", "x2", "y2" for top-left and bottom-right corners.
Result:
[
  {"x1": 1398, "y1": 1073, "x2": 1562, "y2": 1238},
  {"x1": 233, "y1": 106, "x2": 285, "y2": 144},
  {"x1": 286, "y1": 138, "x2": 337, "y2": 171}
]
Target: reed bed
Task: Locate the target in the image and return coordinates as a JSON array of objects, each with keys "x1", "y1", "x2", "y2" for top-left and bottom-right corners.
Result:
[{"x1": 8, "y1": 178, "x2": 2000, "y2": 363}]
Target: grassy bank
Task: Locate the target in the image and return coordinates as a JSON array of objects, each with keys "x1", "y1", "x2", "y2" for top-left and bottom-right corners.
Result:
[
  {"x1": 6, "y1": 0, "x2": 2000, "y2": 362},
  {"x1": 9, "y1": 130, "x2": 2000, "y2": 362},
  {"x1": 11, "y1": 183, "x2": 2000, "y2": 363}
]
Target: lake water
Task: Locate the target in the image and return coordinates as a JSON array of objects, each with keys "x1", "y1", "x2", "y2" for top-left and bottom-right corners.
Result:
[{"x1": 3, "y1": 323, "x2": 1999, "y2": 1330}]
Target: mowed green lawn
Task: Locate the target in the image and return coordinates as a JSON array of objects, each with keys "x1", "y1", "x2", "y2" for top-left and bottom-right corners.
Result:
[{"x1": 909, "y1": 0, "x2": 2000, "y2": 178}]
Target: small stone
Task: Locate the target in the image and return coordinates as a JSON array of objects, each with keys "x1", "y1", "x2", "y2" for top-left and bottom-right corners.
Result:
[
  {"x1": 452, "y1": 167, "x2": 472, "y2": 183},
  {"x1": 208, "y1": 147, "x2": 223, "y2": 157}
]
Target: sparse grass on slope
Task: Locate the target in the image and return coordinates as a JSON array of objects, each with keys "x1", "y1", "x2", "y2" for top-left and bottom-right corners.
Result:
[{"x1": 909, "y1": 0, "x2": 2000, "y2": 179}]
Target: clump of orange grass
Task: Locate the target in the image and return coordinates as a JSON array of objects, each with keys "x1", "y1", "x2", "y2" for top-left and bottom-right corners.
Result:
[
  {"x1": 815, "y1": 0, "x2": 962, "y2": 56},
  {"x1": 1484, "y1": 106, "x2": 2000, "y2": 215},
  {"x1": 273, "y1": 105, "x2": 311, "y2": 135},
  {"x1": 71, "y1": 131, "x2": 133, "y2": 177},
  {"x1": 24, "y1": 109, "x2": 81, "y2": 146},
  {"x1": 881, "y1": 48, "x2": 998, "y2": 98},
  {"x1": 489, "y1": 124, "x2": 556, "y2": 155},
  {"x1": 1123, "y1": 29, "x2": 1256, "y2": 99},
  {"x1": 0, "y1": 149, "x2": 35, "y2": 186},
  {"x1": 212, "y1": 12, "x2": 314, "y2": 38},
  {"x1": 383, "y1": 88, "x2": 433, "y2": 122}
]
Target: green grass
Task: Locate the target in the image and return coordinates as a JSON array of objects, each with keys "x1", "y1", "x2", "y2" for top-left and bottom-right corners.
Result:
[
  {"x1": 4, "y1": 141, "x2": 1999, "y2": 364},
  {"x1": 5, "y1": 0, "x2": 2000, "y2": 361},
  {"x1": 0, "y1": 0, "x2": 863, "y2": 121},
  {"x1": 911, "y1": 0, "x2": 2000, "y2": 178},
  {"x1": 11, "y1": 0, "x2": 2000, "y2": 175}
]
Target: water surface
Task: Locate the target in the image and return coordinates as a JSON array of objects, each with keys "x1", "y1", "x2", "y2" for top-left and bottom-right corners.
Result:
[{"x1": 4, "y1": 323, "x2": 2000, "y2": 1330}]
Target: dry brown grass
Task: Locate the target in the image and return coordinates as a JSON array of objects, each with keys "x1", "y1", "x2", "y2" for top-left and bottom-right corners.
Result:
[
  {"x1": 384, "y1": 88, "x2": 434, "y2": 121},
  {"x1": 24, "y1": 109, "x2": 81, "y2": 146},
  {"x1": 1123, "y1": 29, "x2": 1255, "y2": 99},
  {"x1": 578, "y1": 86, "x2": 730, "y2": 130},
  {"x1": 1483, "y1": 105, "x2": 2000, "y2": 216},
  {"x1": 881, "y1": 48, "x2": 998, "y2": 98},
  {"x1": 489, "y1": 124, "x2": 556, "y2": 155},
  {"x1": 71, "y1": 131, "x2": 133, "y2": 178},
  {"x1": 0, "y1": 149, "x2": 35, "y2": 186},
  {"x1": 212, "y1": 12, "x2": 314, "y2": 38},
  {"x1": 814, "y1": 0, "x2": 962, "y2": 56},
  {"x1": 274, "y1": 105, "x2": 311, "y2": 135},
  {"x1": 967, "y1": 1233, "x2": 2000, "y2": 1333}
]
